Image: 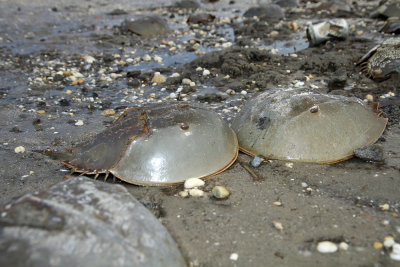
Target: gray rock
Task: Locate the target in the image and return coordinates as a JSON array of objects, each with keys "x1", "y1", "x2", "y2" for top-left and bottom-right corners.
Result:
[
  {"x1": 0, "y1": 177, "x2": 186, "y2": 267},
  {"x1": 354, "y1": 144, "x2": 385, "y2": 162}
]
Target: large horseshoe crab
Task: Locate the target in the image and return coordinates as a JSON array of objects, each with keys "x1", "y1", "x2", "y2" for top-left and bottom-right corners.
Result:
[
  {"x1": 358, "y1": 37, "x2": 400, "y2": 81},
  {"x1": 231, "y1": 88, "x2": 387, "y2": 164},
  {"x1": 63, "y1": 104, "x2": 238, "y2": 185}
]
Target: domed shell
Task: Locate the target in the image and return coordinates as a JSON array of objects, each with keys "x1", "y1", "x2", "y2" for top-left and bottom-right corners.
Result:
[
  {"x1": 231, "y1": 88, "x2": 387, "y2": 163},
  {"x1": 63, "y1": 104, "x2": 238, "y2": 185}
]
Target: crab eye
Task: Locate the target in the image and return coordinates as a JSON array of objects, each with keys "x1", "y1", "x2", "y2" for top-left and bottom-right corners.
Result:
[
  {"x1": 180, "y1": 123, "x2": 189, "y2": 130},
  {"x1": 309, "y1": 105, "x2": 319, "y2": 113}
]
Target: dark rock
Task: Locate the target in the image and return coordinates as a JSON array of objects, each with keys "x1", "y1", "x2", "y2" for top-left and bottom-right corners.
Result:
[
  {"x1": 58, "y1": 98, "x2": 70, "y2": 106},
  {"x1": 0, "y1": 177, "x2": 186, "y2": 267},
  {"x1": 107, "y1": 9, "x2": 128, "y2": 16},
  {"x1": 354, "y1": 145, "x2": 385, "y2": 162},
  {"x1": 274, "y1": 0, "x2": 298, "y2": 8}
]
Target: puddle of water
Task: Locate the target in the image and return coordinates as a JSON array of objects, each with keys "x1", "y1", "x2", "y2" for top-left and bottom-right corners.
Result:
[{"x1": 261, "y1": 38, "x2": 309, "y2": 54}]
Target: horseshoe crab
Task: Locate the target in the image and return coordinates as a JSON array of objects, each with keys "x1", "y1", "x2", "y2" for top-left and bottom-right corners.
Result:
[
  {"x1": 63, "y1": 104, "x2": 238, "y2": 185},
  {"x1": 358, "y1": 37, "x2": 400, "y2": 81},
  {"x1": 231, "y1": 88, "x2": 387, "y2": 164},
  {"x1": 123, "y1": 16, "x2": 170, "y2": 37}
]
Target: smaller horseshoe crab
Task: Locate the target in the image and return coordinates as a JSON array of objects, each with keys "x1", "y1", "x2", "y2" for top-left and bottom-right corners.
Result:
[
  {"x1": 231, "y1": 88, "x2": 387, "y2": 164},
  {"x1": 63, "y1": 104, "x2": 238, "y2": 185},
  {"x1": 123, "y1": 16, "x2": 170, "y2": 37},
  {"x1": 358, "y1": 37, "x2": 400, "y2": 81}
]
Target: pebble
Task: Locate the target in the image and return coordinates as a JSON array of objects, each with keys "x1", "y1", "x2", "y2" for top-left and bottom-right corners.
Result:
[
  {"x1": 142, "y1": 54, "x2": 151, "y2": 62},
  {"x1": 384, "y1": 236, "x2": 395, "y2": 248},
  {"x1": 365, "y1": 94, "x2": 374, "y2": 101},
  {"x1": 75, "y1": 120, "x2": 84, "y2": 126},
  {"x1": 182, "y1": 78, "x2": 192, "y2": 85},
  {"x1": 188, "y1": 188, "x2": 204, "y2": 197},
  {"x1": 272, "y1": 201, "x2": 282, "y2": 206},
  {"x1": 270, "y1": 30, "x2": 279, "y2": 37},
  {"x1": 285, "y1": 162, "x2": 293, "y2": 168},
  {"x1": 317, "y1": 241, "x2": 338, "y2": 253},
  {"x1": 379, "y1": 203, "x2": 390, "y2": 211},
  {"x1": 101, "y1": 109, "x2": 116, "y2": 117},
  {"x1": 178, "y1": 191, "x2": 189, "y2": 198},
  {"x1": 151, "y1": 72, "x2": 167, "y2": 84},
  {"x1": 240, "y1": 90, "x2": 247, "y2": 95},
  {"x1": 153, "y1": 55, "x2": 163, "y2": 63},
  {"x1": 354, "y1": 145, "x2": 385, "y2": 162},
  {"x1": 229, "y1": 253, "x2": 238, "y2": 261},
  {"x1": 391, "y1": 243, "x2": 400, "y2": 261},
  {"x1": 84, "y1": 55, "x2": 96, "y2": 64},
  {"x1": 339, "y1": 242, "x2": 349, "y2": 251},
  {"x1": 14, "y1": 146, "x2": 26, "y2": 154},
  {"x1": 373, "y1": 241, "x2": 383, "y2": 250},
  {"x1": 272, "y1": 221, "x2": 284, "y2": 231},
  {"x1": 250, "y1": 155, "x2": 263, "y2": 167},
  {"x1": 202, "y1": 69, "x2": 210, "y2": 76},
  {"x1": 222, "y1": 42, "x2": 232, "y2": 48},
  {"x1": 212, "y1": 186, "x2": 230, "y2": 199},
  {"x1": 184, "y1": 178, "x2": 205, "y2": 189}
]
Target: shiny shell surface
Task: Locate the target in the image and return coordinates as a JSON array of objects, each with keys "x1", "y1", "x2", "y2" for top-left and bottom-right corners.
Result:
[
  {"x1": 123, "y1": 16, "x2": 170, "y2": 37},
  {"x1": 231, "y1": 88, "x2": 387, "y2": 163},
  {"x1": 358, "y1": 37, "x2": 400, "y2": 80},
  {"x1": 63, "y1": 104, "x2": 238, "y2": 185}
]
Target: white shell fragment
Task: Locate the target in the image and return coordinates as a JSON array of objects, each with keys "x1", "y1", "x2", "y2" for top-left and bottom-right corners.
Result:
[
  {"x1": 391, "y1": 243, "x2": 400, "y2": 261},
  {"x1": 184, "y1": 178, "x2": 205, "y2": 189},
  {"x1": 317, "y1": 241, "x2": 338, "y2": 253},
  {"x1": 231, "y1": 88, "x2": 387, "y2": 164}
]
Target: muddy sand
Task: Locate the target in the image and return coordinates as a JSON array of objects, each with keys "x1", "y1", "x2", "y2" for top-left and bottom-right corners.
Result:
[{"x1": 0, "y1": 0, "x2": 400, "y2": 266}]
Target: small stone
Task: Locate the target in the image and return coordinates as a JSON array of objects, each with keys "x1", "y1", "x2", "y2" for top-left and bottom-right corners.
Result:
[
  {"x1": 171, "y1": 73, "x2": 180, "y2": 78},
  {"x1": 196, "y1": 67, "x2": 203, "y2": 72},
  {"x1": 229, "y1": 253, "x2": 238, "y2": 261},
  {"x1": 272, "y1": 201, "x2": 282, "y2": 206},
  {"x1": 222, "y1": 42, "x2": 232, "y2": 48},
  {"x1": 37, "y1": 110, "x2": 46, "y2": 114},
  {"x1": 153, "y1": 55, "x2": 163, "y2": 63},
  {"x1": 212, "y1": 186, "x2": 230, "y2": 199},
  {"x1": 152, "y1": 72, "x2": 167, "y2": 84},
  {"x1": 384, "y1": 236, "x2": 395, "y2": 248},
  {"x1": 75, "y1": 120, "x2": 84, "y2": 126},
  {"x1": 365, "y1": 94, "x2": 374, "y2": 101},
  {"x1": 285, "y1": 162, "x2": 293, "y2": 168},
  {"x1": 379, "y1": 203, "x2": 390, "y2": 211},
  {"x1": 272, "y1": 221, "x2": 284, "y2": 231},
  {"x1": 143, "y1": 54, "x2": 151, "y2": 61},
  {"x1": 391, "y1": 243, "x2": 400, "y2": 261},
  {"x1": 188, "y1": 188, "x2": 204, "y2": 197},
  {"x1": 240, "y1": 90, "x2": 247, "y2": 95},
  {"x1": 250, "y1": 155, "x2": 263, "y2": 167},
  {"x1": 354, "y1": 145, "x2": 385, "y2": 162},
  {"x1": 270, "y1": 30, "x2": 279, "y2": 37},
  {"x1": 101, "y1": 109, "x2": 116, "y2": 117},
  {"x1": 178, "y1": 191, "x2": 189, "y2": 198},
  {"x1": 339, "y1": 242, "x2": 349, "y2": 251},
  {"x1": 317, "y1": 241, "x2": 338, "y2": 253},
  {"x1": 202, "y1": 69, "x2": 210, "y2": 76},
  {"x1": 182, "y1": 78, "x2": 192, "y2": 85},
  {"x1": 373, "y1": 241, "x2": 383, "y2": 250},
  {"x1": 184, "y1": 178, "x2": 205, "y2": 189},
  {"x1": 14, "y1": 146, "x2": 26, "y2": 154},
  {"x1": 84, "y1": 55, "x2": 96, "y2": 64}
]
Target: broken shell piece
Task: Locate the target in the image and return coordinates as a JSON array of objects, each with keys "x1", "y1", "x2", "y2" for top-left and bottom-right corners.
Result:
[
  {"x1": 306, "y1": 19, "x2": 348, "y2": 47},
  {"x1": 272, "y1": 221, "x2": 284, "y2": 231},
  {"x1": 231, "y1": 88, "x2": 387, "y2": 164}
]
